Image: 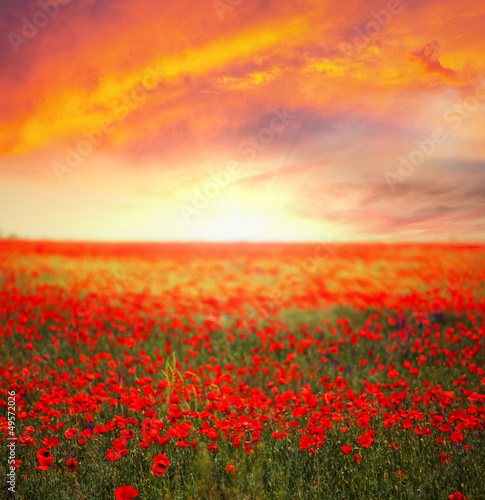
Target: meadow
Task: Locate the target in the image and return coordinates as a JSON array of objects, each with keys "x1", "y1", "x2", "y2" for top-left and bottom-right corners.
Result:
[{"x1": 1, "y1": 240, "x2": 484, "y2": 499}]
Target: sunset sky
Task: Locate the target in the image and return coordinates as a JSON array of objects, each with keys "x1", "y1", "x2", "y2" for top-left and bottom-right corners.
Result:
[{"x1": 1, "y1": 0, "x2": 484, "y2": 242}]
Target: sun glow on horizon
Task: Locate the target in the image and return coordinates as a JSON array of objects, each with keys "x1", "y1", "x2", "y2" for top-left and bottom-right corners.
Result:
[{"x1": 185, "y1": 198, "x2": 311, "y2": 243}]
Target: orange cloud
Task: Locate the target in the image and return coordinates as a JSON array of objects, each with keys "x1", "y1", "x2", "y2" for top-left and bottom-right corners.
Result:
[
  {"x1": 2, "y1": 0, "x2": 485, "y2": 157},
  {"x1": 411, "y1": 40, "x2": 460, "y2": 83}
]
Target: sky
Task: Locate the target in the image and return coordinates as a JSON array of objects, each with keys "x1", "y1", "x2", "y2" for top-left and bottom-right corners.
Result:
[{"x1": 1, "y1": 0, "x2": 484, "y2": 242}]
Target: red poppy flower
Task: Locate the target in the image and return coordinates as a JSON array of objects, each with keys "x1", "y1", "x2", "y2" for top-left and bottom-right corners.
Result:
[
  {"x1": 113, "y1": 437, "x2": 129, "y2": 453},
  {"x1": 152, "y1": 462, "x2": 168, "y2": 477},
  {"x1": 65, "y1": 428, "x2": 78, "y2": 439},
  {"x1": 208, "y1": 443, "x2": 218, "y2": 453},
  {"x1": 225, "y1": 464, "x2": 237, "y2": 473},
  {"x1": 36, "y1": 448, "x2": 52, "y2": 470},
  {"x1": 120, "y1": 429, "x2": 135, "y2": 439},
  {"x1": 356, "y1": 432, "x2": 375, "y2": 448},
  {"x1": 43, "y1": 438, "x2": 59, "y2": 448},
  {"x1": 448, "y1": 493, "x2": 467, "y2": 500},
  {"x1": 154, "y1": 454, "x2": 171, "y2": 466},
  {"x1": 105, "y1": 449, "x2": 122, "y2": 462},
  {"x1": 66, "y1": 458, "x2": 78, "y2": 472},
  {"x1": 115, "y1": 485, "x2": 139, "y2": 500},
  {"x1": 401, "y1": 419, "x2": 413, "y2": 430},
  {"x1": 341, "y1": 445, "x2": 353, "y2": 455},
  {"x1": 152, "y1": 454, "x2": 171, "y2": 476},
  {"x1": 448, "y1": 431, "x2": 463, "y2": 444}
]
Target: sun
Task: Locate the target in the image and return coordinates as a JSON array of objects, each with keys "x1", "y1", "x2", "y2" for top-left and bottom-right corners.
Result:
[
  {"x1": 188, "y1": 189, "x2": 317, "y2": 242},
  {"x1": 197, "y1": 208, "x2": 276, "y2": 242}
]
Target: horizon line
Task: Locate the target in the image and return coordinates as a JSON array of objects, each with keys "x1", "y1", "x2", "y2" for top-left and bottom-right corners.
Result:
[{"x1": 1, "y1": 238, "x2": 485, "y2": 246}]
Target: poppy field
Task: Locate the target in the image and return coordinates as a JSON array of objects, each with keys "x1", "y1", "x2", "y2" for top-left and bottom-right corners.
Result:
[{"x1": 1, "y1": 240, "x2": 485, "y2": 499}]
